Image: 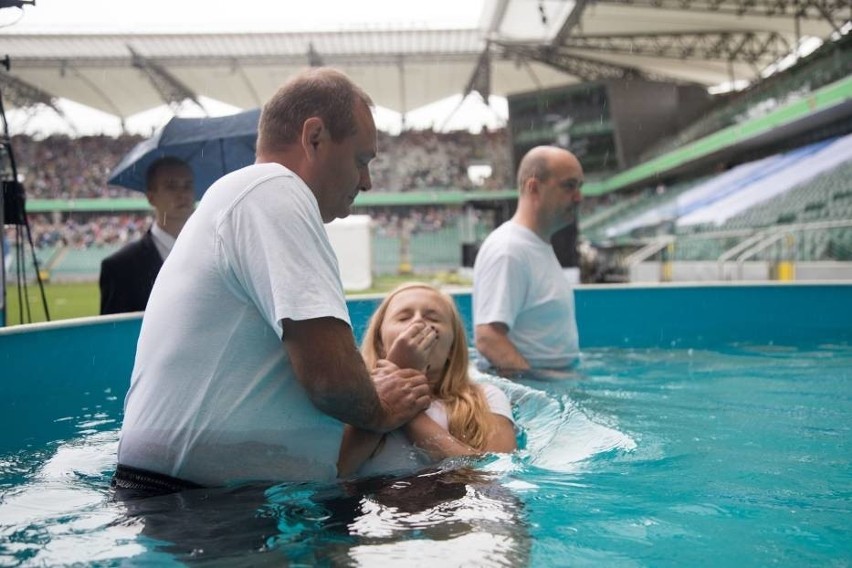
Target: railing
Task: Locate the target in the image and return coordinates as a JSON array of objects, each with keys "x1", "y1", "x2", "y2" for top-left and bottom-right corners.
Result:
[
  {"x1": 716, "y1": 230, "x2": 770, "y2": 280},
  {"x1": 730, "y1": 219, "x2": 852, "y2": 280},
  {"x1": 619, "y1": 220, "x2": 852, "y2": 281},
  {"x1": 624, "y1": 235, "x2": 675, "y2": 267}
]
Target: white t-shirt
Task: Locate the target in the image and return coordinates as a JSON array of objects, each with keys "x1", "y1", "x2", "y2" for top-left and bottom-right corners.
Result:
[
  {"x1": 473, "y1": 221, "x2": 579, "y2": 369},
  {"x1": 356, "y1": 383, "x2": 514, "y2": 477},
  {"x1": 117, "y1": 163, "x2": 351, "y2": 486}
]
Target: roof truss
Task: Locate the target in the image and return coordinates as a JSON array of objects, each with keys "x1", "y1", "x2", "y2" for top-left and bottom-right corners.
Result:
[
  {"x1": 494, "y1": 41, "x2": 657, "y2": 82},
  {"x1": 562, "y1": 31, "x2": 794, "y2": 64},
  {"x1": 2, "y1": 0, "x2": 846, "y2": 121},
  {"x1": 127, "y1": 47, "x2": 204, "y2": 112},
  {"x1": 596, "y1": 0, "x2": 850, "y2": 23},
  {"x1": 0, "y1": 71, "x2": 60, "y2": 113}
]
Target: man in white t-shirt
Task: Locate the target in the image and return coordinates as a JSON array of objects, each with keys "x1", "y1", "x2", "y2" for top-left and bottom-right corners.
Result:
[
  {"x1": 113, "y1": 68, "x2": 432, "y2": 493},
  {"x1": 473, "y1": 146, "x2": 584, "y2": 373}
]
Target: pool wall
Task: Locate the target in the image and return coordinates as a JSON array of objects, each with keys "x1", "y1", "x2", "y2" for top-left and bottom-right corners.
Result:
[
  {"x1": 348, "y1": 282, "x2": 852, "y2": 349},
  {"x1": 2, "y1": 283, "x2": 850, "y2": 452}
]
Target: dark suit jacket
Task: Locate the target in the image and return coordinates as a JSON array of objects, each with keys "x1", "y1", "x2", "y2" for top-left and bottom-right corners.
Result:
[{"x1": 99, "y1": 230, "x2": 164, "y2": 314}]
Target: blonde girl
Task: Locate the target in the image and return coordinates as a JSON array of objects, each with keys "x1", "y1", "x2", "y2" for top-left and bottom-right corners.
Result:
[{"x1": 338, "y1": 283, "x2": 516, "y2": 478}]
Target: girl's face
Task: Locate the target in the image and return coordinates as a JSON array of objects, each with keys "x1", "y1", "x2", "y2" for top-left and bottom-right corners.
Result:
[{"x1": 381, "y1": 288, "x2": 455, "y2": 379}]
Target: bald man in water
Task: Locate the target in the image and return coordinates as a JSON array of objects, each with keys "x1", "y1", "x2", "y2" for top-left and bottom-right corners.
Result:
[{"x1": 473, "y1": 146, "x2": 584, "y2": 373}]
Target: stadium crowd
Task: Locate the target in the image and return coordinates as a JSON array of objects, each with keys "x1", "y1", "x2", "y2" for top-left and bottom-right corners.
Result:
[
  {"x1": 366, "y1": 207, "x2": 462, "y2": 238},
  {"x1": 11, "y1": 127, "x2": 512, "y2": 200},
  {"x1": 11, "y1": 134, "x2": 144, "y2": 199},
  {"x1": 10, "y1": 127, "x2": 513, "y2": 250},
  {"x1": 24, "y1": 213, "x2": 150, "y2": 250},
  {"x1": 371, "y1": 128, "x2": 512, "y2": 191}
]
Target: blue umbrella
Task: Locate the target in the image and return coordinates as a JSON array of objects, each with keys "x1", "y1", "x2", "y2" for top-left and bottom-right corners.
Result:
[{"x1": 108, "y1": 108, "x2": 260, "y2": 198}]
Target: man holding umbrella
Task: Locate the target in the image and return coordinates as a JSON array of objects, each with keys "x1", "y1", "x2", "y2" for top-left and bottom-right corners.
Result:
[
  {"x1": 112, "y1": 68, "x2": 431, "y2": 494},
  {"x1": 99, "y1": 156, "x2": 194, "y2": 314}
]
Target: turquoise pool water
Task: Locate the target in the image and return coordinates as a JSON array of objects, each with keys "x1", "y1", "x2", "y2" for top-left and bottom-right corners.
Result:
[{"x1": 1, "y1": 342, "x2": 849, "y2": 566}]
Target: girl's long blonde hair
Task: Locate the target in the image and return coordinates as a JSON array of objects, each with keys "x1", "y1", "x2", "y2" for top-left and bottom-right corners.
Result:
[{"x1": 361, "y1": 283, "x2": 494, "y2": 450}]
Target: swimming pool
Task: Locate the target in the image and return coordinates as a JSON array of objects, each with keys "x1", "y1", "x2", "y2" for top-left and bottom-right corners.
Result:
[{"x1": 1, "y1": 283, "x2": 850, "y2": 566}]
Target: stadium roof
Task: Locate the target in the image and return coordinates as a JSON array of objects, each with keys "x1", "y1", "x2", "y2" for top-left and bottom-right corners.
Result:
[{"x1": 1, "y1": 0, "x2": 849, "y2": 123}]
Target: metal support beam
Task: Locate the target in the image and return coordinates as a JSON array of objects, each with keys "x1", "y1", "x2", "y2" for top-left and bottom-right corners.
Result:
[
  {"x1": 496, "y1": 41, "x2": 652, "y2": 82},
  {"x1": 596, "y1": 0, "x2": 849, "y2": 22},
  {"x1": 552, "y1": 0, "x2": 590, "y2": 45},
  {"x1": 397, "y1": 55, "x2": 407, "y2": 129},
  {"x1": 307, "y1": 42, "x2": 325, "y2": 67},
  {"x1": 486, "y1": 0, "x2": 512, "y2": 35},
  {"x1": 463, "y1": 47, "x2": 492, "y2": 99},
  {"x1": 65, "y1": 65, "x2": 125, "y2": 120},
  {"x1": 0, "y1": 72, "x2": 62, "y2": 114},
  {"x1": 561, "y1": 31, "x2": 793, "y2": 64},
  {"x1": 812, "y1": 1, "x2": 846, "y2": 33},
  {"x1": 232, "y1": 59, "x2": 262, "y2": 108},
  {"x1": 127, "y1": 46, "x2": 205, "y2": 112}
]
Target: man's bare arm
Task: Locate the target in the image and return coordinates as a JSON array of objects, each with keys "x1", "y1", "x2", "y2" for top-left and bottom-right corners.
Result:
[
  {"x1": 337, "y1": 424, "x2": 383, "y2": 478},
  {"x1": 283, "y1": 317, "x2": 431, "y2": 432},
  {"x1": 475, "y1": 322, "x2": 530, "y2": 371}
]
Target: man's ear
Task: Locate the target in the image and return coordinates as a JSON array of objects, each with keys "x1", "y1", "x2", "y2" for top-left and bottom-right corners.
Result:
[
  {"x1": 301, "y1": 117, "x2": 324, "y2": 157},
  {"x1": 523, "y1": 177, "x2": 540, "y2": 196}
]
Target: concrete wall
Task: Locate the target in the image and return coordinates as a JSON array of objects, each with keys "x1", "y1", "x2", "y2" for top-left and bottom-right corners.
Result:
[
  {"x1": 796, "y1": 262, "x2": 852, "y2": 280},
  {"x1": 632, "y1": 261, "x2": 852, "y2": 282}
]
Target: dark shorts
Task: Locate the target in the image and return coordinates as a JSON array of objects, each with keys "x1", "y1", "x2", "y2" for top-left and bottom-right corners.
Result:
[{"x1": 111, "y1": 464, "x2": 204, "y2": 499}]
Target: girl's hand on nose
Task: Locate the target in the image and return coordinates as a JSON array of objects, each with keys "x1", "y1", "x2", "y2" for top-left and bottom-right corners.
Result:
[{"x1": 386, "y1": 321, "x2": 438, "y2": 372}]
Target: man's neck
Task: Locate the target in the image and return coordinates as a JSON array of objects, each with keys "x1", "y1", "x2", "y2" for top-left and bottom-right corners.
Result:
[
  {"x1": 511, "y1": 211, "x2": 550, "y2": 243},
  {"x1": 155, "y1": 217, "x2": 184, "y2": 239}
]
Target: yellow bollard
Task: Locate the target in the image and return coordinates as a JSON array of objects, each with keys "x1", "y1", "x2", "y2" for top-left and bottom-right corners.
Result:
[
  {"x1": 776, "y1": 261, "x2": 795, "y2": 281},
  {"x1": 660, "y1": 242, "x2": 674, "y2": 282}
]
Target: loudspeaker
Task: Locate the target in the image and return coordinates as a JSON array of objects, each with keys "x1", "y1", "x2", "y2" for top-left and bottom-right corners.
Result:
[
  {"x1": 461, "y1": 243, "x2": 480, "y2": 268},
  {"x1": 3, "y1": 181, "x2": 26, "y2": 225}
]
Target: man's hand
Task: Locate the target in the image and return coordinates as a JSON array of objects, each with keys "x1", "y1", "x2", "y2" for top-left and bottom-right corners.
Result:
[
  {"x1": 284, "y1": 317, "x2": 429, "y2": 433},
  {"x1": 385, "y1": 321, "x2": 438, "y2": 371},
  {"x1": 370, "y1": 359, "x2": 431, "y2": 432}
]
